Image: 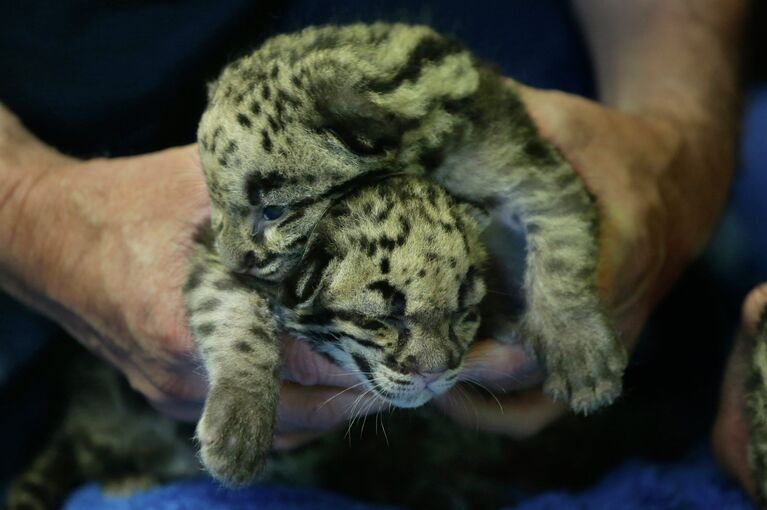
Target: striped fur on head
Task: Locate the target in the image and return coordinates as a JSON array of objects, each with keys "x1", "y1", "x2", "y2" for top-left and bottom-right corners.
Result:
[{"x1": 280, "y1": 176, "x2": 487, "y2": 408}]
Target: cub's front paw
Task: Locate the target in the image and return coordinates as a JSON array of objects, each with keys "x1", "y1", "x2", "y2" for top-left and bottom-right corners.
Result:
[
  {"x1": 196, "y1": 383, "x2": 277, "y2": 486},
  {"x1": 525, "y1": 311, "x2": 627, "y2": 414}
]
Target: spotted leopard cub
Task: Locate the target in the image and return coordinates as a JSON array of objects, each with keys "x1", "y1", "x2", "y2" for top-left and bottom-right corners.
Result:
[
  {"x1": 186, "y1": 176, "x2": 486, "y2": 485},
  {"x1": 198, "y1": 22, "x2": 626, "y2": 415}
]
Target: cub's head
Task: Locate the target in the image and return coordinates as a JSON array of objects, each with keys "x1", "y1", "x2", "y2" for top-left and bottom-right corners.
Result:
[
  {"x1": 197, "y1": 50, "x2": 412, "y2": 282},
  {"x1": 280, "y1": 176, "x2": 487, "y2": 408}
]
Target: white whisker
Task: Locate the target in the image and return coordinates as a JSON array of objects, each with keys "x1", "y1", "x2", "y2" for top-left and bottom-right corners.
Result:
[
  {"x1": 317, "y1": 380, "x2": 369, "y2": 411},
  {"x1": 461, "y1": 377, "x2": 504, "y2": 414}
]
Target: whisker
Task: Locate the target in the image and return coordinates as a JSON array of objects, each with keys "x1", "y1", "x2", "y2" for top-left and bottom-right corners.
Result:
[
  {"x1": 455, "y1": 384, "x2": 478, "y2": 430},
  {"x1": 380, "y1": 409, "x2": 390, "y2": 447},
  {"x1": 329, "y1": 370, "x2": 375, "y2": 377},
  {"x1": 461, "y1": 377, "x2": 505, "y2": 414},
  {"x1": 359, "y1": 397, "x2": 373, "y2": 439},
  {"x1": 344, "y1": 389, "x2": 371, "y2": 442},
  {"x1": 317, "y1": 380, "x2": 369, "y2": 410}
]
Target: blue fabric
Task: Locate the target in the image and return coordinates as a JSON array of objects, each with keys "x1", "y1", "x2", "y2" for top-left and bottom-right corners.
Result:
[
  {"x1": 63, "y1": 483, "x2": 398, "y2": 510},
  {"x1": 514, "y1": 447, "x2": 754, "y2": 510},
  {"x1": 62, "y1": 447, "x2": 754, "y2": 510}
]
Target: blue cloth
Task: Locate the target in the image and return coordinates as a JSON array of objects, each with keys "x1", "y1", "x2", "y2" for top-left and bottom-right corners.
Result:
[
  {"x1": 62, "y1": 447, "x2": 754, "y2": 510},
  {"x1": 64, "y1": 483, "x2": 398, "y2": 510}
]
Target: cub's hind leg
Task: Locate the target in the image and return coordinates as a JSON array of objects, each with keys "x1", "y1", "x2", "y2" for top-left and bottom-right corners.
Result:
[
  {"x1": 482, "y1": 163, "x2": 625, "y2": 414},
  {"x1": 512, "y1": 161, "x2": 626, "y2": 414},
  {"x1": 185, "y1": 233, "x2": 281, "y2": 486},
  {"x1": 435, "y1": 83, "x2": 626, "y2": 414}
]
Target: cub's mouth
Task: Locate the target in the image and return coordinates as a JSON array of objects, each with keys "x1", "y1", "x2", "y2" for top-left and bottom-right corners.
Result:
[{"x1": 352, "y1": 355, "x2": 462, "y2": 408}]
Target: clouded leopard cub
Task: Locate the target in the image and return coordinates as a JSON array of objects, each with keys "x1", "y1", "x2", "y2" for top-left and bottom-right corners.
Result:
[{"x1": 194, "y1": 21, "x2": 625, "y2": 471}]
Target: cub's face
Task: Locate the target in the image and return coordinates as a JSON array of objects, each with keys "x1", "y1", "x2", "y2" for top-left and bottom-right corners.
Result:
[{"x1": 281, "y1": 177, "x2": 487, "y2": 408}]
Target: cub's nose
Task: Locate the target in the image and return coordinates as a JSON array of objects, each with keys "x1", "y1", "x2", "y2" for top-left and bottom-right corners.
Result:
[
  {"x1": 397, "y1": 357, "x2": 447, "y2": 385},
  {"x1": 398, "y1": 354, "x2": 452, "y2": 377}
]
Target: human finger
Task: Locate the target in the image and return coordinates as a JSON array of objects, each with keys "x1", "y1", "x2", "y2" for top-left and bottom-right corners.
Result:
[
  {"x1": 459, "y1": 339, "x2": 544, "y2": 393},
  {"x1": 272, "y1": 431, "x2": 323, "y2": 451},
  {"x1": 123, "y1": 363, "x2": 208, "y2": 422},
  {"x1": 435, "y1": 387, "x2": 567, "y2": 439},
  {"x1": 275, "y1": 380, "x2": 385, "y2": 434},
  {"x1": 280, "y1": 335, "x2": 360, "y2": 388}
]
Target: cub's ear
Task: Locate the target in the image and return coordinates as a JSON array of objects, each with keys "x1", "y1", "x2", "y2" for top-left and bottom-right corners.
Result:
[{"x1": 313, "y1": 82, "x2": 409, "y2": 156}]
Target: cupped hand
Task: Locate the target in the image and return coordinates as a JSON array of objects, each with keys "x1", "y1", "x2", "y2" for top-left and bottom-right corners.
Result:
[{"x1": 437, "y1": 84, "x2": 728, "y2": 435}]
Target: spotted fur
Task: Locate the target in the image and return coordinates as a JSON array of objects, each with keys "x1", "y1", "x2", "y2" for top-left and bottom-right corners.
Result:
[{"x1": 198, "y1": 22, "x2": 625, "y2": 418}]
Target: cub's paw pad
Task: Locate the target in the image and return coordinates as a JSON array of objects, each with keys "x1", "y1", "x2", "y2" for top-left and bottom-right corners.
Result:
[
  {"x1": 526, "y1": 311, "x2": 626, "y2": 414},
  {"x1": 542, "y1": 339, "x2": 626, "y2": 414},
  {"x1": 196, "y1": 384, "x2": 275, "y2": 486}
]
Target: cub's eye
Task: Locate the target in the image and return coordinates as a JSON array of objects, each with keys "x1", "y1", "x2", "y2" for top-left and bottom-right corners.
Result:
[
  {"x1": 262, "y1": 205, "x2": 286, "y2": 221},
  {"x1": 358, "y1": 319, "x2": 388, "y2": 331}
]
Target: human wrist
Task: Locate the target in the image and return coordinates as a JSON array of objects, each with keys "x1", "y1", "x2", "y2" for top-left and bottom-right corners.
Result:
[
  {"x1": 646, "y1": 110, "x2": 735, "y2": 271},
  {"x1": 0, "y1": 106, "x2": 78, "y2": 301},
  {"x1": 0, "y1": 157, "x2": 87, "y2": 319},
  {"x1": 571, "y1": 0, "x2": 744, "y2": 263}
]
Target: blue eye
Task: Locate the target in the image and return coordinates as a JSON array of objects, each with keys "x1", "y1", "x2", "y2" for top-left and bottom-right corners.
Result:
[{"x1": 262, "y1": 205, "x2": 286, "y2": 221}]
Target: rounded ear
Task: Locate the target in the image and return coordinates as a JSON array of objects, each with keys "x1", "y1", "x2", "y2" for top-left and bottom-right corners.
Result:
[{"x1": 312, "y1": 81, "x2": 411, "y2": 156}]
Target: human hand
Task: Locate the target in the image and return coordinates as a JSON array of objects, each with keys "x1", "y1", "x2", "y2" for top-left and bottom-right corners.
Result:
[
  {"x1": 436, "y1": 84, "x2": 733, "y2": 435},
  {"x1": 0, "y1": 110, "x2": 385, "y2": 434},
  {"x1": 5, "y1": 142, "x2": 211, "y2": 420},
  {"x1": 49, "y1": 149, "x2": 383, "y2": 432}
]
